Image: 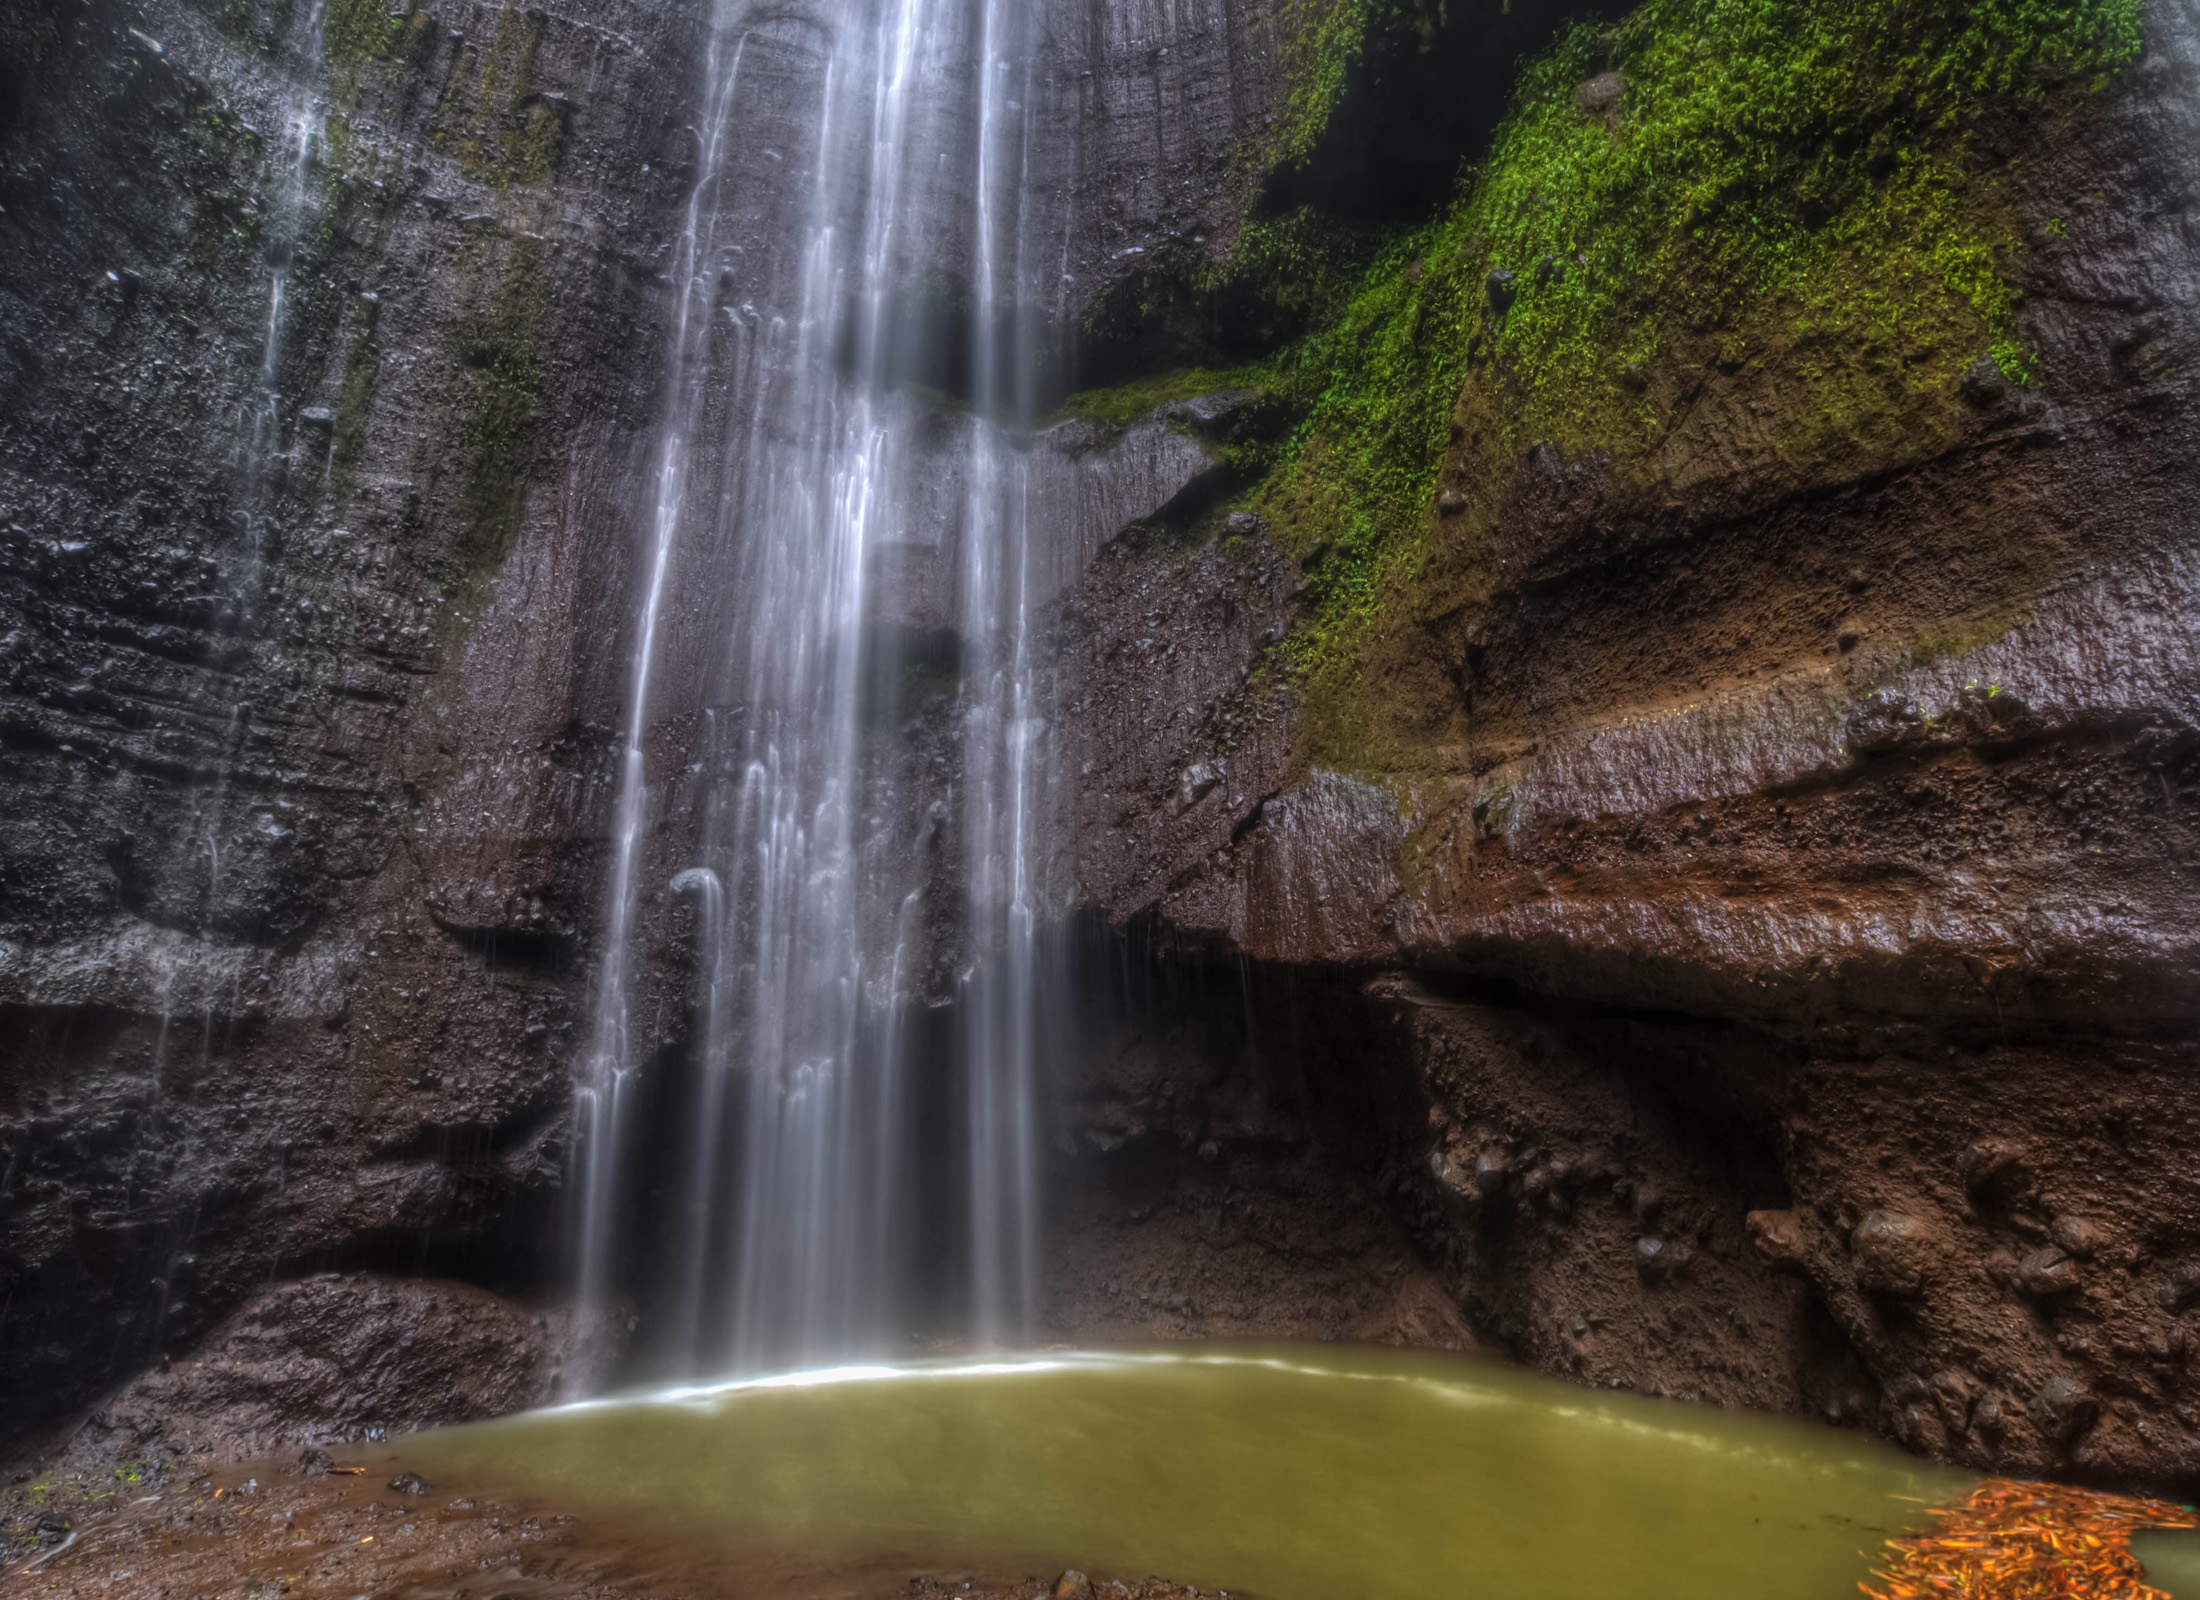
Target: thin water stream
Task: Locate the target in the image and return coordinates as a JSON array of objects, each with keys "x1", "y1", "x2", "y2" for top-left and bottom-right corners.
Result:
[{"x1": 386, "y1": 1345, "x2": 1969, "y2": 1600}]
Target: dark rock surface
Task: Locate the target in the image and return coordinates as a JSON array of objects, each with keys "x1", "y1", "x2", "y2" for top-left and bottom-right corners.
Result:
[
  {"x1": 11, "y1": 1273, "x2": 625, "y2": 1483},
  {"x1": 0, "y1": 0, "x2": 688, "y2": 1442},
  {"x1": 1043, "y1": 946, "x2": 1478, "y2": 1350},
  {"x1": 102, "y1": 1273, "x2": 625, "y2": 1456},
  {"x1": 0, "y1": 0, "x2": 1308, "y2": 1450}
]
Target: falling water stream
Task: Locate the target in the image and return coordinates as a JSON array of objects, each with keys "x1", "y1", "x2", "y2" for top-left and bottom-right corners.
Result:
[
  {"x1": 130, "y1": 0, "x2": 330, "y2": 1348},
  {"x1": 540, "y1": 13, "x2": 2117, "y2": 1594},
  {"x1": 579, "y1": 0, "x2": 1069, "y2": 1373},
  {"x1": 145, "y1": 0, "x2": 329, "y2": 1058}
]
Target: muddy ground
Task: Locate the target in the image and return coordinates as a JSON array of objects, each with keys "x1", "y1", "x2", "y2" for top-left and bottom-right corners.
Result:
[{"x1": 2, "y1": 1452, "x2": 1215, "y2": 1600}]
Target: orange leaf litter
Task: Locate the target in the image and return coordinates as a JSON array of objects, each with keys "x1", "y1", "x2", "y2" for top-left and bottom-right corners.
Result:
[{"x1": 1862, "y1": 1477, "x2": 2200, "y2": 1600}]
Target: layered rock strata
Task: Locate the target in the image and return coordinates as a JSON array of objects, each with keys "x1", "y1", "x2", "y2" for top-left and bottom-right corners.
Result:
[
  {"x1": 0, "y1": 0, "x2": 1309, "y2": 1447},
  {"x1": 1056, "y1": 0, "x2": 2200, "y2": 1482}
]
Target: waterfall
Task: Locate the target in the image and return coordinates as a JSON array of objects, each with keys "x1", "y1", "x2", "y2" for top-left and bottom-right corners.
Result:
[
  {"x1": 576, "y1": 0, "x2": 1072, "y2": 1376},
  {"x1": 957, "y1": 0, "x2": 1050, "y2": 1344},
  {"x1": 132, "y1": 0, "x2": 329, "y2": 1350},
  {"x1": 136, "y1": 0, "x2": 329, "y2": 1060},
  {"x1": 570, "y1": 0, "x2": 756, "y2": 1342}
]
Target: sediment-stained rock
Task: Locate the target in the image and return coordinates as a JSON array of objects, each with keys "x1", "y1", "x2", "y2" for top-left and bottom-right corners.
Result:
[
  {"x1": 80, "y1": 1273, "x2": 626, "y2": 1464},
  {"x1": 1054, "y1": 0, "x2": 2200, "y2": 1484}
]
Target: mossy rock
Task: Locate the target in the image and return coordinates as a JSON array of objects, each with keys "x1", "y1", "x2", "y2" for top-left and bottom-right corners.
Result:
[{"x1": 1145, "y1": 0, "x2": 2144, "y2": 772}]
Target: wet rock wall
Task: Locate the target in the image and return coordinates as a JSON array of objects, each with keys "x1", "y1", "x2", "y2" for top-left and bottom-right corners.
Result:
[
  {"x1": 15, "y1": 0, "x2": 2196, "y2": 1499},
  {"x1": 0, "y1": 0, "x2": 697, "y2": 1441},
  {"x1": 0, "y1": 0, "x2": 1312, "y2": 1450},
  {"x1": 1053, "y1": 0, "x2": 2200, "y2": 1485}
]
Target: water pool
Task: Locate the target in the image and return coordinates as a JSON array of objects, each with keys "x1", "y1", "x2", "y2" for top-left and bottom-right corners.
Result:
[{"x1": 388, "y1": 1345, "x2": 1968, "y2": 1600}]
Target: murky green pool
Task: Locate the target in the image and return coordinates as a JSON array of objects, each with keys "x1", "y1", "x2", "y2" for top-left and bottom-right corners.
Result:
[
  {"x1": 2137, "y1": 1531, "x2": 2200, "y2": 1597},
  {"x1": 389, "y1": 1345, "x2": 1970, "y2": 1600}
]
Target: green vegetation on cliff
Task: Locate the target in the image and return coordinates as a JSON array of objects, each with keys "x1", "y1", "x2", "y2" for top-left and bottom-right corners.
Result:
[
  {"x1": 1161, "y1": 0, "x2": 2144, "y2": 763},
  {"x1": 1461, "y1": 0, "x2": 2138, "y2": 434},
  {"x1": 325, "y1": 0, "x2": 429, "y2": 66},
  {"x1": 455, "y1": 233, "x2": 546, "y2": 579},
  {"x1": 1269, "y1": 0, "x2": 1424, "y2": 167}
]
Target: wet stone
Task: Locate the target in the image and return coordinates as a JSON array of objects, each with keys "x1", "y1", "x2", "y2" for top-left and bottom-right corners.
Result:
[
  {"x1": 1745, "y1": 1208, "x2": 1806, "y2": 1270},
  {"x1": 1573, "y1": 70, "x2": 1624, "y2": 117},
  {"x1": 2017, "y1": 1248, "x2": 2082, "y2": 1298},
  {"x1": 2049, "y1": 1216, "x2": 2103, "y2": 1259},
  {"x1": 1930, "y1": 1369, "x2": 1978, "y2": 1432},
  {"x1": 2028, "y1": 1375, "x2": 2099, "y2": 1445},
  {"x1": 1958, "y1": 1140, "x2": 2030, "y2": 1206},
  {"x1": 1851, "y1": 1211, "x2": 1932, "y2": 1297},
  {"x1": 2157, "y1": 1261, "x2": 2200, "y2": 1312},
  {"x1": 1636, "y1": 1237, "x2": 1694, "y2": 1283}
]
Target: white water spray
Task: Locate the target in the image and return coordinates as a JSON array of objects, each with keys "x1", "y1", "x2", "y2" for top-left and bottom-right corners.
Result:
[{"x1": 576, "y1": 0, "x2": 1074, "y2": 1375}]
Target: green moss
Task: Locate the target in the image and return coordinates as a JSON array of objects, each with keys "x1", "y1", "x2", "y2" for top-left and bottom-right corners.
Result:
[
  {"x1": 474, "y1": 6, "x2": 540, "y2": 176},
  {"x1": 1265, "y1": 0, "x2": 1455, "y2": 172},
  {"x1": 1271, "y1": 0, "x2": 1385, "y2": 168},
  {"x1": 330, "y1": 301, "x2": 382, "y2": 510},
  {"x1": 1457, "y1": 0, "x2": 2138, "y2": 443},
  {"x1": 455, "y1": 235, "x2": 547, "y2": 578},
  {"x1": 324, "y1": 0, "x2": 415, "y2": 63},
  {"x1": 1056, "y1": 367, "x2": 1260, "y2": 425},
  {"x1": 423, "y1": 3, "x2": 563, "y2": 187},
  {"x1": 1990, "y1": 334, "x2": 2040, "y2": 385},
  {"x1": 1906, "y1": 607, "x2": 2026, "y2": 670},
  {"x1": 507, "y1": 95, "x2": 565, "y2": 185},
  {"x1": 469, "y1": 2, "x2": 523, "y2": 133},
  {"x1": 1256, "y1": 216, "x2": 1482, "y2": 679},
  {"x1": 1206, "y1": 0, "x2": 2140, "y2": 765},
  {"x1": 1075, "y1": 207, "x2": 1382, "y2": 398}
]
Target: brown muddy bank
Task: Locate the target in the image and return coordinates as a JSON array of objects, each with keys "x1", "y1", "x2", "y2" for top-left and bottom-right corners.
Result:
[{"x1": 4, "y1": 1448, "x2": 1204, "y2": 1600}]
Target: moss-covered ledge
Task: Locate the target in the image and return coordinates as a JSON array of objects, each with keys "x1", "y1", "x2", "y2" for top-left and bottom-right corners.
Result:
[{"x1": 1069, "y1": 0, "x2": 2146, "y2": 774}]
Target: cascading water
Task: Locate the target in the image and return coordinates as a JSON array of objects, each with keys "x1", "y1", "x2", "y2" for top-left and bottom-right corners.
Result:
[
  {"x1": 569, "y1": 0, "x2": 755, "y2": 1344},
  {"x1": 145, "y1": 0, "x2": 329, "y2": 1060},
  {"x1": 123, "y1": 0, "x2": 330, "y2": 1293},
  {"x1": 576, "y1": 0, "x2": 1074, "y2": 1376},
  {"x1": 955, "y1": 5, "x2": 1053, "y2": 1344}
]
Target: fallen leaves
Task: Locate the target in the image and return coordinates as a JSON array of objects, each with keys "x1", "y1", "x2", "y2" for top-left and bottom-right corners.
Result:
[{"x1": 1863, "y1": 1477, "x2": 2199, "y2": 1600}]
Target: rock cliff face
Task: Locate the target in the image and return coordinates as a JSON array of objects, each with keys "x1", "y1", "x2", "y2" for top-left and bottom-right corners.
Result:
[
  {"x1": 1056, "y1": 0, "x2": 2200, "y2": 1484},
  {"x1": 4, "y1": 0, "x2": 2198, "y2": 1498},
  {"x1": 0, "y1": 0, "x2": 710, "y2": 1442},
  {"x1": 0, "y1": 0, "x2": 1311, "y2": 1450}
]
